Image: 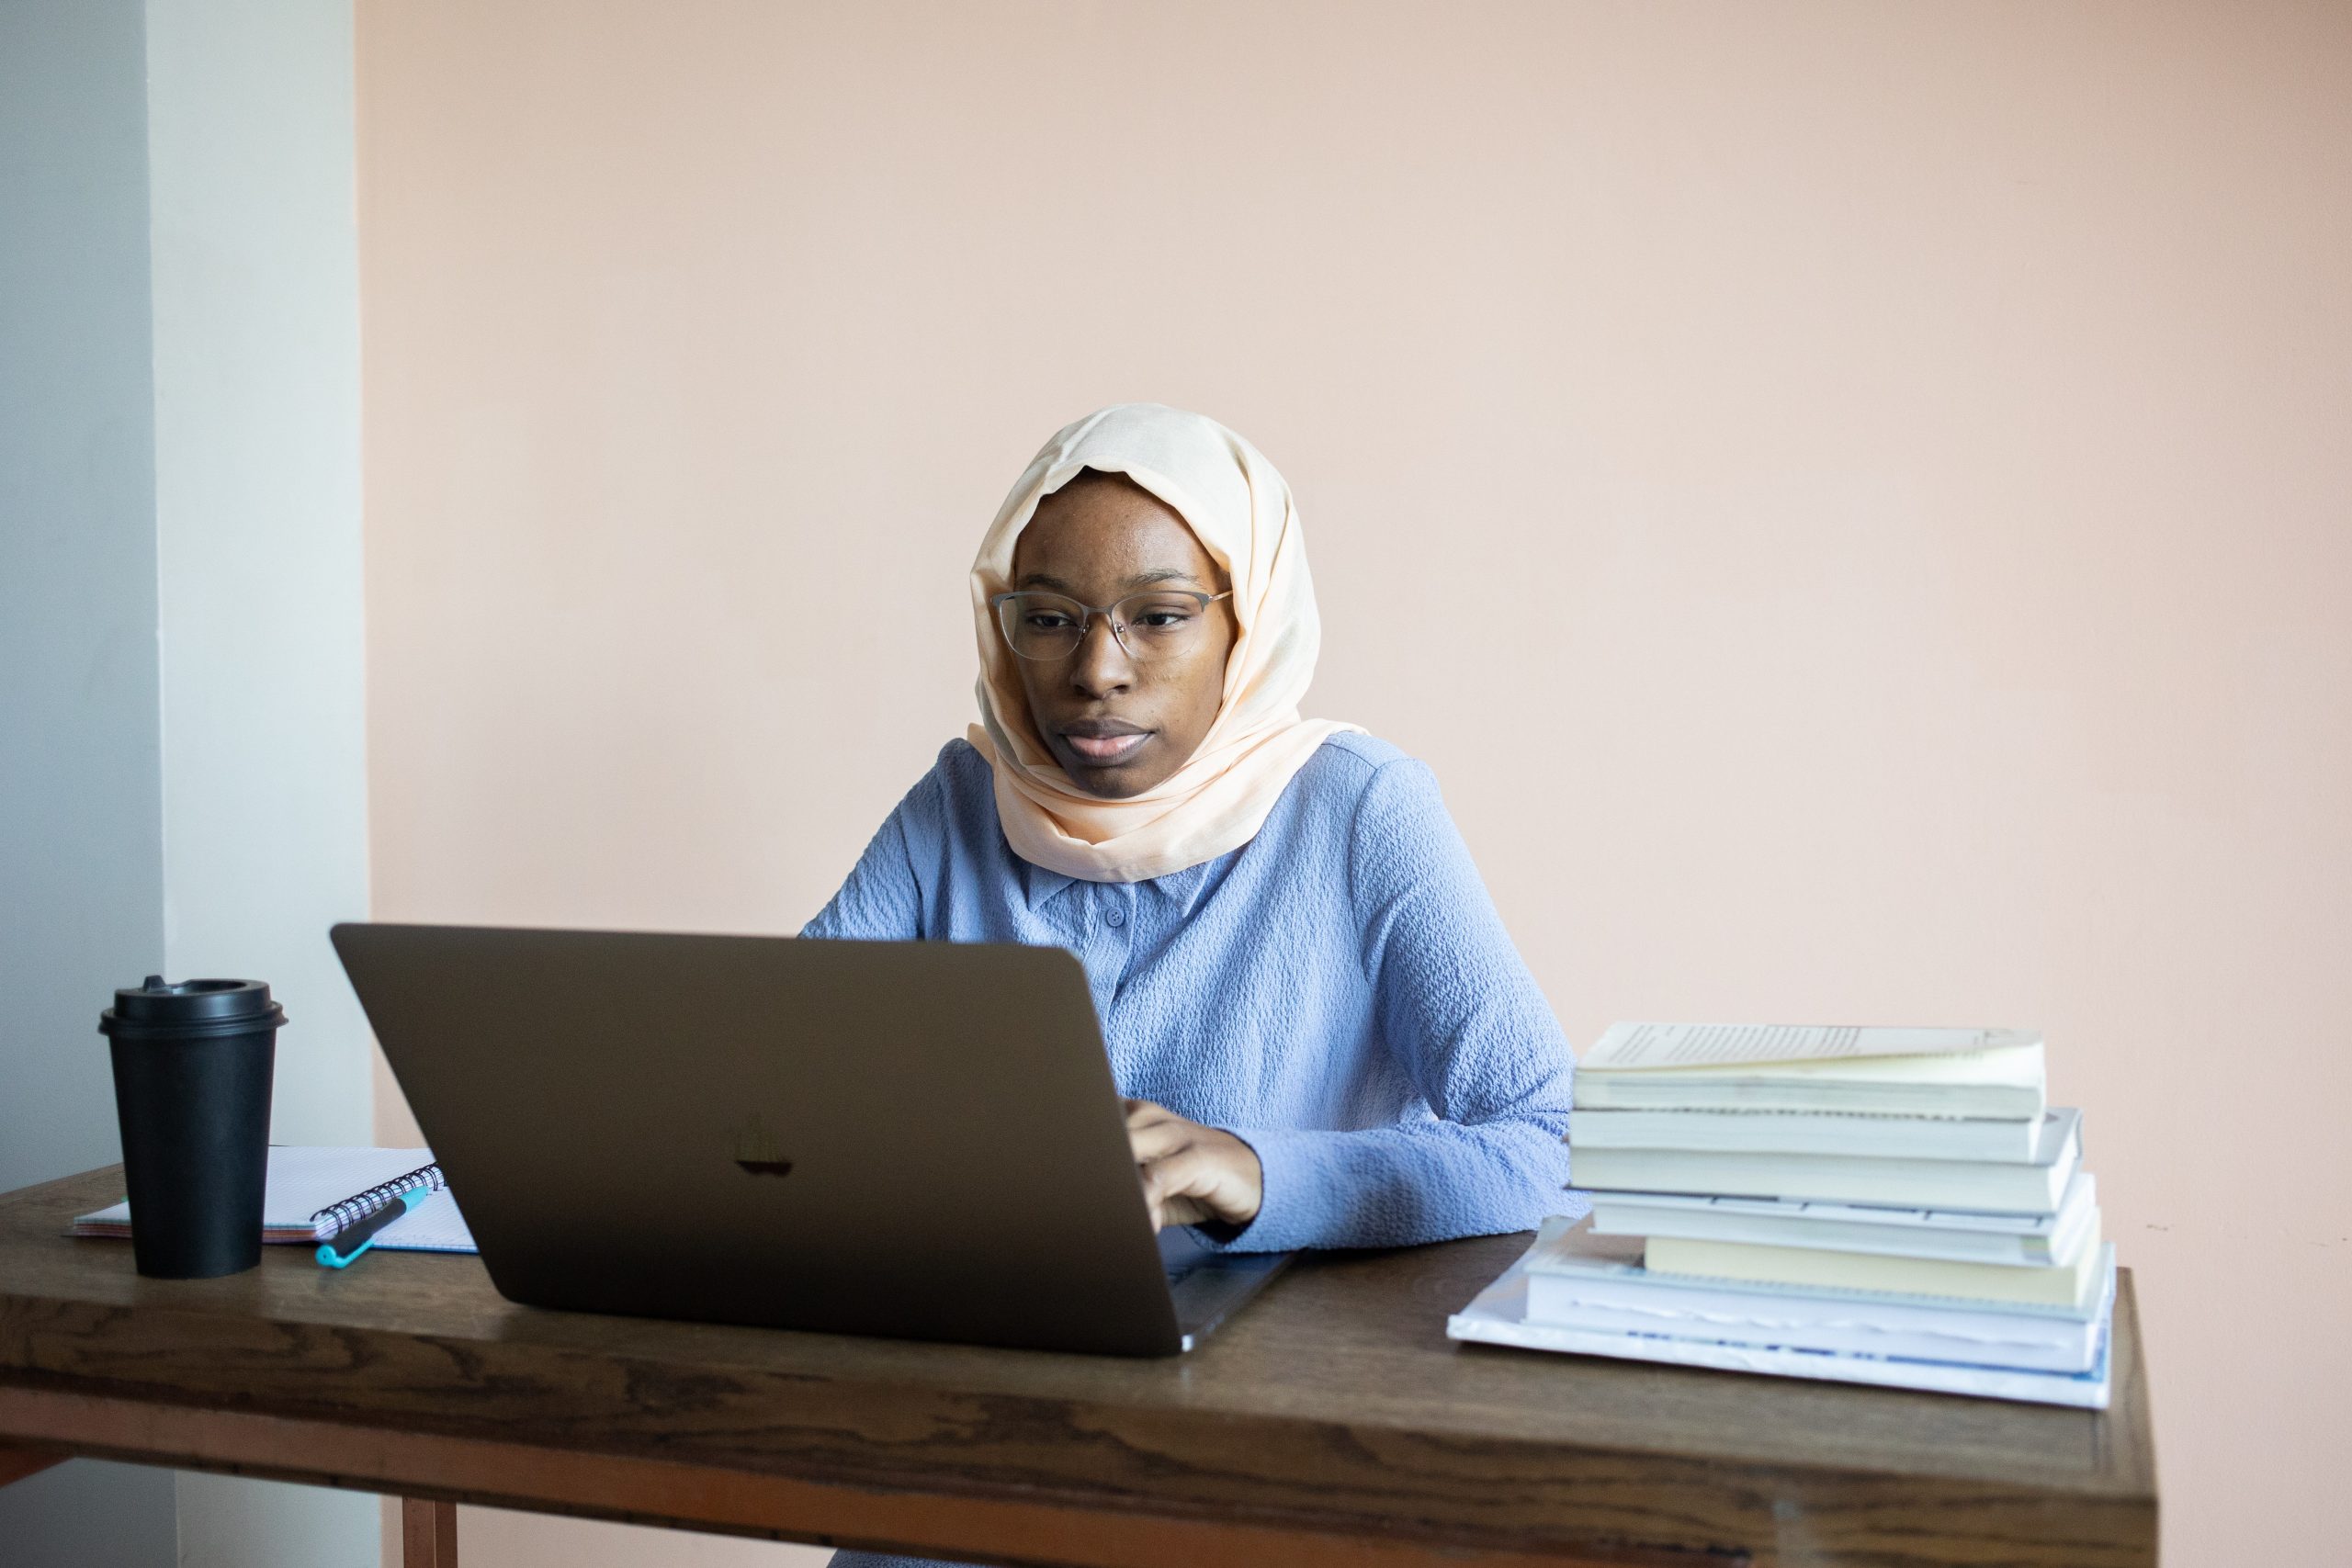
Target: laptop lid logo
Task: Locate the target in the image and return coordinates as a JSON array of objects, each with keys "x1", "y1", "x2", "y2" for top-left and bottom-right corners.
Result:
[{"x1": 731, "y1": 1114, "x2": 794, "y2": 1178}]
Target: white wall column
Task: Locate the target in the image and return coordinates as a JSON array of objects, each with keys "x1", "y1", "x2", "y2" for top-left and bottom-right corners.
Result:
[
  {"x1": 143, "y1": 0, "x2": 375, "y2": 1563},
  {"x1": 0, "y1": 2, "x2": 373, "y2": 1564},
  {"x1": 0, "y1": 2, "x2": 183, "y2": 1562}
]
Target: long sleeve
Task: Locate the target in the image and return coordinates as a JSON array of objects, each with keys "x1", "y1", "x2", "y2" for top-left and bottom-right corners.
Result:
[
  {"x1": 1221, "y1": 757, "x2": 1578, "y2": 1251},
  {"x1": 800, "y1": 776, "x2": 932, "y2": 942}
]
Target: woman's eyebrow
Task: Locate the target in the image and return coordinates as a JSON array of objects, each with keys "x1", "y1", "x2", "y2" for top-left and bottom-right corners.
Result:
[{"x1": 1014, "y1": 568, "x2": 1206, "y2": 592}]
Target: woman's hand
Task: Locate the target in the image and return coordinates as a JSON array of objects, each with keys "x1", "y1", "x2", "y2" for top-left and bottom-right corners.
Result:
[{"x1": 1123, "y1": 1099, "x2": 1262, "y2": 1232}]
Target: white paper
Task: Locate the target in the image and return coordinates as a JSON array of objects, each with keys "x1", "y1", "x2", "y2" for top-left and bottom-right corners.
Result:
[
  {"x1": 370, "y1": 1188, "x2": 477, "y2": 1253},
  {"x1": 1584, "y1": 1023, "x2": 2041, "y2": 1071},
  {"x1": 1448, "y1": 1258, "x2": 2114, "y2": 1409},
  {"x1": 1573, "y1": 1109, "x2": 2079, "y2": 1215},
  {"x1": 73, "y1": 1145, "x2": 449, "y2": 1244},
  {"x1": 1571, "y1": 1108, "x2": 2046, "y2": 1161},
  {"x1": 1524, "y1": 1217, "x2": 2113, "y2": 1327},
  {"x1": 1588, "y1": 1173, "x2": 2101, "y2": 1266}
]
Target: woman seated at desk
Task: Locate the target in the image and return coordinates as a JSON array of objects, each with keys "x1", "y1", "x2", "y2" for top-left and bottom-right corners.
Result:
[{"x1": 806, "y1": 404, "x2": 1577, "y2": 1567}]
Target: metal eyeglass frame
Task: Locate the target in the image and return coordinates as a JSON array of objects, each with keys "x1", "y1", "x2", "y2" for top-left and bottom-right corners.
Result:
[{"x1": 989, "y1": 589, "x2": 1233, "y2": 662}]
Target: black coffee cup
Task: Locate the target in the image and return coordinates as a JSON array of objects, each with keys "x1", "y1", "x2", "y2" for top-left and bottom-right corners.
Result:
[{"x1": 98, "y1": 976, "x2": 286, "y2": 1279}]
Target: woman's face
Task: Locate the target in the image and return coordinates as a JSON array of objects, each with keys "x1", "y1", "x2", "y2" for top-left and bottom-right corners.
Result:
[{"x1": 1008, "y1": 474, "x2": 1237, "y2": 798}]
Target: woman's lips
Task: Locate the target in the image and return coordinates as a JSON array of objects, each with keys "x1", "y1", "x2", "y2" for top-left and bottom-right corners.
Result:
[
  {"x1": 1065, "y1": 730, "x2": 1151, "y2": 764},
  {"x1": 1061, "y1": 725, "x2": 1151, "y2": 764}
]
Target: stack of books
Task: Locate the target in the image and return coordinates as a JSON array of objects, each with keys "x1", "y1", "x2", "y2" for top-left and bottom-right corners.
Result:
[{"x1": 1449, "y1": 1024, "x2": 2114, "y2": 1408}]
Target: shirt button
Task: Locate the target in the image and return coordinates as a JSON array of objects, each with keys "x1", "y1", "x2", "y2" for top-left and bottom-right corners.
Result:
[{"x1": 1105, "y1": 907, "x2": 1126, "y2": 928}]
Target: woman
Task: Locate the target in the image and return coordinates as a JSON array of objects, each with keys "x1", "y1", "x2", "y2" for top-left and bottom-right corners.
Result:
[{"x1": 807, "y1": 403, "x2": 1577, "y2": 1567}]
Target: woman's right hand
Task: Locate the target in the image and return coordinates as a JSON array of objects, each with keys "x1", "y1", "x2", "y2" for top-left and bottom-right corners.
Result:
[{"x1": 1123, "y1": 1098, "x2": 1262, "y2": 1232}]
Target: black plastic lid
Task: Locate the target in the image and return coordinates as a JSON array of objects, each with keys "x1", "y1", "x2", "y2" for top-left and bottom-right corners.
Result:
[{"x1": 100, "y1": 976, "x2": 287, "y2": 1041}]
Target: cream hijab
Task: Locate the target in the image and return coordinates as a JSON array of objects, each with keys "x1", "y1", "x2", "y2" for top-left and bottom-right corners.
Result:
[{"x1": 967, "y1": 404, "x2": 1360, "y2": 883}]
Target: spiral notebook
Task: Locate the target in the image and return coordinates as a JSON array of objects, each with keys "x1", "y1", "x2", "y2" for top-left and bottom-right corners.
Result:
[{"x1": 70, "y1": 1145, "x2": 478, "y2": 1253}]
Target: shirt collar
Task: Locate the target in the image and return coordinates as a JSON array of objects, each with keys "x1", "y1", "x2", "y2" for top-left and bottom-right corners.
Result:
[
  {"x1": 1018, "y1": 849, "x2": 1219, "y2": 912},
  {"x1": 1020, "y1": 856, "x2": 1080, "y2": 912}
]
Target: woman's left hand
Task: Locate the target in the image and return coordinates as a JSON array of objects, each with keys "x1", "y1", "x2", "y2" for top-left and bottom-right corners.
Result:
[{"x1": 1123, "y1": 1099, "x2": 1263, "y2": 1232}]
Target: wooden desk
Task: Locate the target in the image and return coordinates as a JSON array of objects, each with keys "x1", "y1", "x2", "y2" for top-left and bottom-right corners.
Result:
[{"x1": 0, "y1": 1167, "x2": 2155, "y2": 1568}]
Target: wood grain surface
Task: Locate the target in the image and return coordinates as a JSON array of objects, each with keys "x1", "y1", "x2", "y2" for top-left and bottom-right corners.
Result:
[{"x1": 0, "y1": 1167, "x2": 2154, "y2": 1568}]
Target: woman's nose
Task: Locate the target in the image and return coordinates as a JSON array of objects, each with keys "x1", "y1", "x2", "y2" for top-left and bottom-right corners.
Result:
[{"x1": 1069, "y1": 614, "x2": 1136, "y2": 696}]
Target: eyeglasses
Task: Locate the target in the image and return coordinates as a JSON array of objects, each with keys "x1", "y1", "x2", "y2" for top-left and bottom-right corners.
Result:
[{"x1": 990, "y1": 589, "x2": 1232, "y2": 663}]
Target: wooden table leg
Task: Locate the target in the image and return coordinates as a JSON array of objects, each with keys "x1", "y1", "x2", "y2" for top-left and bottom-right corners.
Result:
[
  {"x1": 0, "y1": 1442, "x2": 65, "y2": 1489},
  {"x1": 401, "y1": 1496, "x2": 458, "y2": 1568}
]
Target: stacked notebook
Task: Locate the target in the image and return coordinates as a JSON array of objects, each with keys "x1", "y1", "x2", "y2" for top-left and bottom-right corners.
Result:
[{"x1": 1449, "y1": 1024, "x2": 2114, "y2": 1408}]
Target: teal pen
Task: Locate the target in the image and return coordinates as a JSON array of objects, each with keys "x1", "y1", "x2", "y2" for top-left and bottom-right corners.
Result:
[{"x1": 315, "y1": 1187, "x2": 427, "y2": 1268}]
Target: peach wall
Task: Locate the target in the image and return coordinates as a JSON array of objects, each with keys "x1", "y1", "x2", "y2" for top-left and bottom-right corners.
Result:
[{"x1": 359, "y1": 4, "x2": 2352, "y2": 1563}]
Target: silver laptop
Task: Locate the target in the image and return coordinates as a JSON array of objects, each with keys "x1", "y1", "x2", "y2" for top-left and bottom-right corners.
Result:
[{"x1": 330, "y1": 922, "x2": 1289, "y2": 1354}]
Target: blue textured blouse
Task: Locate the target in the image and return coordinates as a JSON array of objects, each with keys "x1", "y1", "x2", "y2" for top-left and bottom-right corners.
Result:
[{"x1": 802, "y1": 731, "x2": 1583, "y2": 1254}]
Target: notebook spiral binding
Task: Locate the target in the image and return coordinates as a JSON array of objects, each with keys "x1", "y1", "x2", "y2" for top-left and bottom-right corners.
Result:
[{"x1": 311, "y1": 1163, "x2": 445, "y2": 1237}]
